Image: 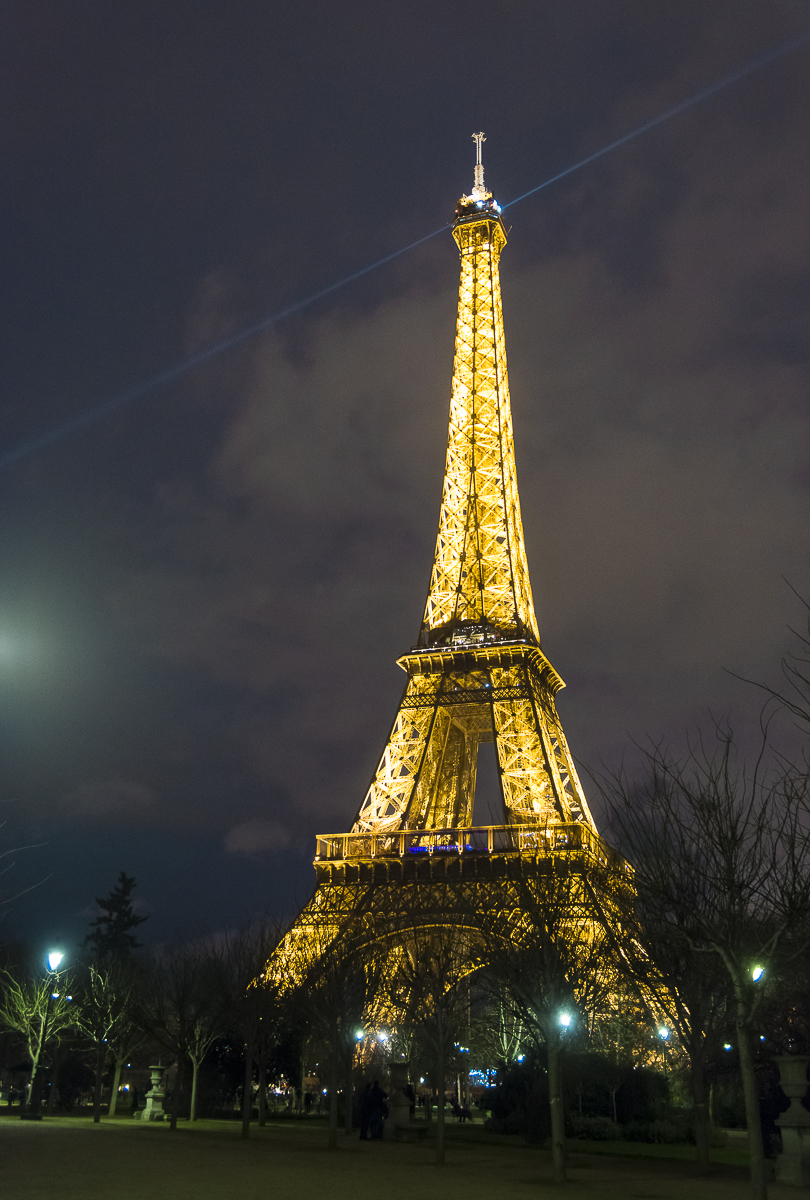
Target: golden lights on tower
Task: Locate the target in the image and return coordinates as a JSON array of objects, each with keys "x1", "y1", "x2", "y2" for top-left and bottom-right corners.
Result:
[{"x1": 262, "y1": 137, "x2": 630, "y2": 990}]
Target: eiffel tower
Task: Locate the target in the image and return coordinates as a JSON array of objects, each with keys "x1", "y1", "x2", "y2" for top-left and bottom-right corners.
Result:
[{"x1": 269, "y1": 136, "x2": 629, "y2": 978}]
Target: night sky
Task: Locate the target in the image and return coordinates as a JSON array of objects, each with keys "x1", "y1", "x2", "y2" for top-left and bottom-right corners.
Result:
[{"x1": 3, "y1": 2, "x2": 810, "y2": 952}]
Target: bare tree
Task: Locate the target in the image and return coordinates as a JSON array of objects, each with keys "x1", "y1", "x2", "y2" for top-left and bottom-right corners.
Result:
[
  {"x1": 586, "y1": 985, "x2": 661, "y2": 1124},
  {"x1": 601, "y1": 730, "x2": 810, "y2": 1200},
  {"x1": 384, "y1": 917, "x2": 473, "y2": 1166},
  {"x1": 0, "y1": 965, "x2": 77, "y2": 1116},
  {"x1": 479, "y1": 865, "x2": 618, "y2": 1185},
  {"x1": 136, "y1": 941, "x2": 223, "y2": 1128},
  {"x1": 612, "y1": 893, "x2": 730, "y2": 1167},
  {"x1": 77, "y1": 961, "x2": 142, "y2": 1123},
  {"x1": 107, "y1": 1019, "x2": 146, "y2": 1117},
  {"x1": 466, "y1": 995, "x2": 526, "y2": 1080},
  {"x1": 219, "y1": 921, "x2": 289, "y2": 1140},
  {"x1": 292, "y1": 934, "x2": 383, "y2": 1149},
  {"x1": 739, "y1": 588, "x2": 810, "y2": 737}
]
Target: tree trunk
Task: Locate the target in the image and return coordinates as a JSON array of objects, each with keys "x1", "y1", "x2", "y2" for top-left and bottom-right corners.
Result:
[
  {"x1": 24, "y1": 1053, "x2": 43, "y2": 1118},
  {"x1": 241, "y1": 1039, "x2": 254, "y2": 1140},
  {"x1": 108, "y1": 1057, "x2": 124, "y2": 1118},
  {"x1": 190, "y1": 1057, "x2": 199, "y2": 1122},
  {"x1": 93, "y1": 1044, "x2": 106, "y2": 1123},
  {"x1": 327, "y1": 1056, "x2": 338, "y2": 1150},
  {"x1": 257, "y1": 1061, "x2": 266, "y2": 1127},
  {"x1": 47, "y1": 1047, "x2": 65, "y2": 1114},
  {"x1": 170, "y1": 1058, "x2": 183, "y2": 1131},
  {"x1": 22, "y1": 1014, "x2": 46, "y2": 1117},
  {"x1": 344, "y1": 1054, "x2": 353, "y2": 1135},
  {"x1": 690, "y1": 1048, "x2": 710, "y2": 1172},
  {"x1": 736, "y1": 1004, "x2": 767, "y2": 1200},
  {"x1": 548, "y1": 1036, "x2": 566, "y2": 1185},
  {"x1": 436, "y1": 1038, "x2": 446, "y2": 1166}
]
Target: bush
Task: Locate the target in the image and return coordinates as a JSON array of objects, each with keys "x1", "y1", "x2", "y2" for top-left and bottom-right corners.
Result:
[
  {"x1": 484, "y1": 1110, "x2": 526, "y2": 1136},
  {"x1": 623, "y1": 1117, "x2": 690, "y2": 1144},
  {"x1": 482, "y1": 1058, "x2": 550, "y2": 1145},
  {"x1": 567, "y1": 1114, "x2": 620, "y2": 1141}
]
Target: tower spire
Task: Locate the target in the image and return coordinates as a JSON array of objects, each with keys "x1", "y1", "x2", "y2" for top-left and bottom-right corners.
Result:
[
  {"x1": 472, "y1": 131, "x2": 486, "y2": 199},
  {"x1": 421, "y1": 136, "x2": 535, "y2": 648}
]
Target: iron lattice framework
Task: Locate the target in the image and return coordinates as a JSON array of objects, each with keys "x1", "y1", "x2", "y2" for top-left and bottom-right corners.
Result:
[{"x1": 265, "y1": 139, "x2": 630, "y2": 988}]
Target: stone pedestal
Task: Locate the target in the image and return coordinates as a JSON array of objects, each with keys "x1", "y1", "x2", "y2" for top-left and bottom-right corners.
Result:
[
  {"x1": 138, "y1": 1066, "x2": 166, "y2": 1122},
  {"x1": 774, "y1": 1055, "x2": 810, "y2": 1187},
  {"x1": 385, "y1": 1060, "x2": 419, "y2": 1142}
]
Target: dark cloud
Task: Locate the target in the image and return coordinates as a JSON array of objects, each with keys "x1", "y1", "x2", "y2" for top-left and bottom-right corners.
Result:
[
  {"x1": 224, "y1": 819, "x2": 292, "y2": 857},
  {"x1": 60, "y1": 778, "x2": 157, "y2": 823},
  {"x1": 3, "y1": 0, "x2": 810, "y2": 945}
]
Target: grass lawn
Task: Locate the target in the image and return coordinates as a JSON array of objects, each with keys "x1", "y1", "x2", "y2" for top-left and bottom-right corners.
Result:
[{"x1": 0, "y1": 1112, "x2": 787, "y2": 1200}]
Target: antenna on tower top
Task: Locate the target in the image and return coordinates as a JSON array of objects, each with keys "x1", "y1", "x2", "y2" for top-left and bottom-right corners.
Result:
[{"x1": 471, "y1": 132, "x2": 486, "y2": 199}]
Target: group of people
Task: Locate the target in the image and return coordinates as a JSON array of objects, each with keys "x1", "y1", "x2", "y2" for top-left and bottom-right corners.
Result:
[
  {"x1": 358, "y1": 1079, "x2": 473, "y2": 1138},
  {"x1": 358, "y1": 1079, "x2": 388, "y2": 1140}
]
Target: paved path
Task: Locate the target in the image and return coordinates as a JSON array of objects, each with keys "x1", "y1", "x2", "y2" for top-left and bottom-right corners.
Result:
[{"x1": 0, "y1": 1116, "x2": 791, "y2": 1199}]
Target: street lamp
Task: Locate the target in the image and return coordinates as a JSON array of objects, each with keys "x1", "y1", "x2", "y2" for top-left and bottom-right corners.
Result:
[
  {"x1": 752, "y1": 965, "x2": 764, "y2": 982},
  {"x1": 658, "y1": 1026, "x2": 670, "y2": 1077},
  {"x1": 558, "y1": 1012, "x2": 572, "y2": 1029},
  {"x1": 22, "y1": 950, "x2": 65, "y2": 1120}
]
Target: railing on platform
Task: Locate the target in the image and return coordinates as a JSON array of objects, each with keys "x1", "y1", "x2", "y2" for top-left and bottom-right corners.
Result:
[{"x1": 315, "y1": 822, "x2": 627, "y2": 870}]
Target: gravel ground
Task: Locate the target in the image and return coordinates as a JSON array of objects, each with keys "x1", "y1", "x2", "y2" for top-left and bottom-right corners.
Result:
[{"x1": 0, "y1": 1115, "x2": 790, "y2": 1200}]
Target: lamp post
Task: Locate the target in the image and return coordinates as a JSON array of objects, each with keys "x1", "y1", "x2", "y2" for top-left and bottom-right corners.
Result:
[
  {"x1": 548, "y1": 1010, "x2": 573, "y2": 1184},
  {"x1": 22, "y1": 950, "x2": 65, "y2": 1120},
  {"x1": 658, "y1": 1026, "x2": 670, "y2": 1078}
]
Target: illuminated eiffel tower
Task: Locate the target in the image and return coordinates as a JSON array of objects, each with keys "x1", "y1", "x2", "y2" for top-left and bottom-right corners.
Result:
[{"x1": 269, "y1": 136, "x2": 628, "y2": 977}]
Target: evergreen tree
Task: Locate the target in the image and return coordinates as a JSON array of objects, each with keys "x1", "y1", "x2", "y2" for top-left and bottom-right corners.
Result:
[{"x1": 83, "y1": 872, "x2": 147, "y2": 963}]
